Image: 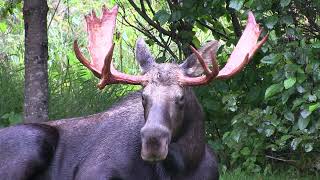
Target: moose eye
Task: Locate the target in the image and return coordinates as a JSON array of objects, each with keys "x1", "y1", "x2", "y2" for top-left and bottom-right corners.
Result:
[
  {"x1": 179, "y1": 95, "x2": 184, "y2": 102},
  {"x1": 141, "y1": 94, "x2": 147, "y2": 106},
  {"x1": 176, "y1": 95, "x2": 184, "y2": 107}
]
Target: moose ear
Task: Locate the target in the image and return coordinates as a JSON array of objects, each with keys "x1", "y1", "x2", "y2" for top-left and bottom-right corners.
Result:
[
  {"x1": 180, "y1": 41, "x2": 220, "y2": 77},
  {"x1": 135, "y1": 38, "x2": 156, "y2": 73}
]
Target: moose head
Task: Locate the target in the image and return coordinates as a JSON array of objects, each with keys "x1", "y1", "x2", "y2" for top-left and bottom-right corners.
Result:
[{"x1": 74, "y1": 5, "x2": 268, "y2": 162}]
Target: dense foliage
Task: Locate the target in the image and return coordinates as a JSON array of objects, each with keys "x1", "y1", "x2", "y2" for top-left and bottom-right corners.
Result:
[{"x1": 0, "y1": 0, "x2": 319, "y2": 177}]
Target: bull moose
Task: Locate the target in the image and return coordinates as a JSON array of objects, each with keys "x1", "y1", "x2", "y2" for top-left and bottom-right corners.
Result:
[{"x1": 0, "y1": 5, "x2": 267, "y2": 180}]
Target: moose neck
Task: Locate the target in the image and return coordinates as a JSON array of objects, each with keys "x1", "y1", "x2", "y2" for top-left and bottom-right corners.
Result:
[{"x1": 175, "y1": 87, "x2": 205, "y2": 169}]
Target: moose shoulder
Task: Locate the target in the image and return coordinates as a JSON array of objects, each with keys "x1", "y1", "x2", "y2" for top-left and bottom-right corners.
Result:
[{"x1": 0, "y1": 5, "x2": 267, "y2": 180}]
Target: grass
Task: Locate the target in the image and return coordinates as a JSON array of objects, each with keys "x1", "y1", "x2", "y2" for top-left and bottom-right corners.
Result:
[{"x1": 220, "y1": 171, "x2": 318, "y2": 180}]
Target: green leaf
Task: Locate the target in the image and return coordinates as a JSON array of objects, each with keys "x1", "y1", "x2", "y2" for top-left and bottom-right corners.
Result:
[
  {"x1": 0, "y1": 22, "x2": 7, "y2": 32},
  {"x1": 280, "y1": 135, "x2": 292, "y2": 142},
  {"x1": 182, "y1": 0, "x2": 194, "y2": 8},
  {"x1": 311, "y1": 42, "x2": 320, "y2": 48},
  {"x1": 280, "y1": 0, "x2": 291, "y2": 7},
  {"x1": 265, "y1": 83, "x2": 284, "y2": 99},
  {"x1": 282, "y1": 88, "x2": 294, "y2": 104},
  {"x1": 298, "y1": 116, "x2": 310, "y2": 130},
  {"x1": 284, "y1": 77, "x2": 296, "y2": 89},
  {"x1": 296, "y1": 86, "x2": 305, "y2": 93},
  {"x1": 308, "y1": 94, "x2": 317, "y2": 102},
  {"x1": 304, "y1": 143, "x2": 313, "y2": 152},
  {"x1": 265, "y1": 127, "x2": 275, "y2": 137},
  {"x1": 309, "y1": 102, "x2": 320, "y2": 112},
  {"x1": 265, "y1": 15, "x2": 278, "y2": 29},
  {"x1": 171, "y1": 11, "x2": 182, "y2": 21},
  {"x1": 154, "y1": 9, "x2": 170, "y2": 25},
  {"x1": 284, "y1": 111, "x2": 294, "y2": 122},
  {"x1": 300, "y1": 110, "x2": 311, "y2": 119},
  {"x1": 260, "y1": 53, "x2": 281, "y2": 64},
  {"x1": 240, "y1": 147, "x2": 251, "y2": 156},
  {"x1": 292, "y1": 98, "x2": 304, "y2": 110},
  {"x1": 229, "y1": 0, "x2": 245, "y2": 11},
  {"x1": 232, "y1": 130, "x2": 241, "y2": 143},
  {"x1": 281, "y1": 15, "x2": 293, "y2": 25},
  {"x1": 192, "y1": 37, "x2": 201, "y2": 48}
]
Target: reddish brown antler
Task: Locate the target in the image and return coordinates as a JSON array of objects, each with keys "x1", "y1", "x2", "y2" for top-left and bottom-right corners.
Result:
[
  {"x1": 180, "y1": 11, "x2": 268, "y2": 86},
  {"x1": 74, "y1": 5, "x2": 146, "y2": 89}
]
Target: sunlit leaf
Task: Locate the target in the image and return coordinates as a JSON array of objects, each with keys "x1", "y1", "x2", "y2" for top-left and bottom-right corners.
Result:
[
  {"x1": 304, "y1": 143, "x2": 313, "y2": 152},
  {"x1": 229, "y1": 0, "x2": 244, "y2": 11},
  {"x1": 284, "y1": 77, "x2": 296, "y2": 89},
  {"x1": 0, "y1": 22, "x2": 7, "y2": 32},
  {"x1": 300, "y1": 110, "x2": 311, "y2": 119},
  {"x1": 308, "y1": 94, "x2": 317, "y2": 102},
  {"x1": 309, "y1": 102, "x2": 320, "y2": 112},
  {"x1": 265, "y1": 83, "x2": 283, "y2": 99},
  {"x1": 265, "y1": 127, "x2": 275, "y2": 137},
  {"x1": 311, "y1": 42, "x2": 320, "y2": 48},
  {"x1": 291, "y1": 138, "x2": 302, "y2": 150}
]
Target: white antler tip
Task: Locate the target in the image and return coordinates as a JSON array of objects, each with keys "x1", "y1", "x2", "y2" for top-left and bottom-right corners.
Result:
[{"x1": 247, "y1": 11, "x2": 256, "y2": 25}]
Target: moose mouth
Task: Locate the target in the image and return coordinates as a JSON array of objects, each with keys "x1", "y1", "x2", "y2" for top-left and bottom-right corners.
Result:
[{"x1": 141, "y1": 139, "x2": 169, "y2": 162}]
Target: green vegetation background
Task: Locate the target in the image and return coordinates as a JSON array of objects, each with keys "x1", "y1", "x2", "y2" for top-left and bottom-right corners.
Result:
[{"x1": 0, "y1": 0, "x2": 319, "y2": 178}]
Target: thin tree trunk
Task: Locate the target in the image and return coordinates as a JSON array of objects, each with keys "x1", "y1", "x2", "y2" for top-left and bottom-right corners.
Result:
[{"x1": 23, "y1": 0, "x2": 49, "y2": 123}]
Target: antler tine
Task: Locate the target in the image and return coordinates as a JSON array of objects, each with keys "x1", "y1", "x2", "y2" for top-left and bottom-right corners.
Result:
[
  {"x1": 179, "y1": 46, "x2": 220, "y2": 86},
  {"x1": 189, "y1": 45, "x2": 212, "y2": 76},
  {"x1": 249, "y1": 33, "x2": 269, "y2": 59},
  {"x1": 97, "y1": 43, "x2": 147, "y2": 89},
  {"x1": 73, "y1": 40, "x2": 101, "y2": 78},
  {"x1": 211, "y1": 53, "x2": 219, "y2": 77},
  {"x1": 97, "y1": 43, "x2": 115, "y2": 89}
]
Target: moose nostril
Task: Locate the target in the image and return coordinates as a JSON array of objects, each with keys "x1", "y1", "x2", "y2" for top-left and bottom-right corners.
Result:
[{"x1": 146, "y1": 136, "x2": 161, "y2": 149}]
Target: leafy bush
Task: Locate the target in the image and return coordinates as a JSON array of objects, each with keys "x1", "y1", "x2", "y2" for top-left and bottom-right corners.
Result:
[{"x1": 196, "y1": 0, "x2": 320, "y2": 175}]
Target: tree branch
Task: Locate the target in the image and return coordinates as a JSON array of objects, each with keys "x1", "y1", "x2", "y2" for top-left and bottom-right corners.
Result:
[
  {"x1": 128, "y1": 0, "x2": 173, "y2": 37},
  {"x1": 196, "y1": 20, "x2": 229, "y2": 40},
  {"x1": 226, "y1": 0, "x2": 242, "y2": 38},
  {"x1": 119, "y1": 7, "x2": 178, "y2": 60},
  {"x1": 145, "y1": 0, "x2": 155, "y2": 15}
]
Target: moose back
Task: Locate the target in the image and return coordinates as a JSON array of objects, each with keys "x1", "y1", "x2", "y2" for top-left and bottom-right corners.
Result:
[{"x1": 0, "y1": 5, "x2": 267, "y2": 180}]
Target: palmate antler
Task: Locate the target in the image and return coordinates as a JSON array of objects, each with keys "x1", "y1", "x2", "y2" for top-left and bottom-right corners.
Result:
[
  {"x1": 179, "y1": 12, "x2": 268, "y2": 86},
  {"x1": 74, "y1": 5, "x2": 267, "y2": 88},
  {"x1": 73, "y1": 5, "x2": 146, "y2": 89}
]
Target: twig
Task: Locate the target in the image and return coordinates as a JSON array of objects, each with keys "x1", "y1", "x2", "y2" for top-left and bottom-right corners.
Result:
[
  {"x1": 196, "y1": 20, "x2": 229, "y2": 40},
  {"x1": 48, "y1": 0, "x2": 61, "y2": 29},
  {"x1": 128, "y1": 0, "x2": 173, "y2": 37},
  {"x1": 265, "y1": 155, "x2": 296, "y2": 163},
  {"x1": 118, "y1": 7, "x2": 178, "y2": 60}
]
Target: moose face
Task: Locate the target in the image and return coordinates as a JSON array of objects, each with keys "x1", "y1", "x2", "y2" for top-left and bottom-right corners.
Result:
[
  {"x1": 139, "y1": 64, "x2": 186, "y2": 161},
  {"x1": 134, "y1": 39, "x2": 220, "y2": 162}
]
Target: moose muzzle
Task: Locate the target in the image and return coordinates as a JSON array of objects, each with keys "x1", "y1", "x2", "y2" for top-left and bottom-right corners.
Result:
[{"x1": 140, "y1": 125, "x2": 171, "y2": 162}]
